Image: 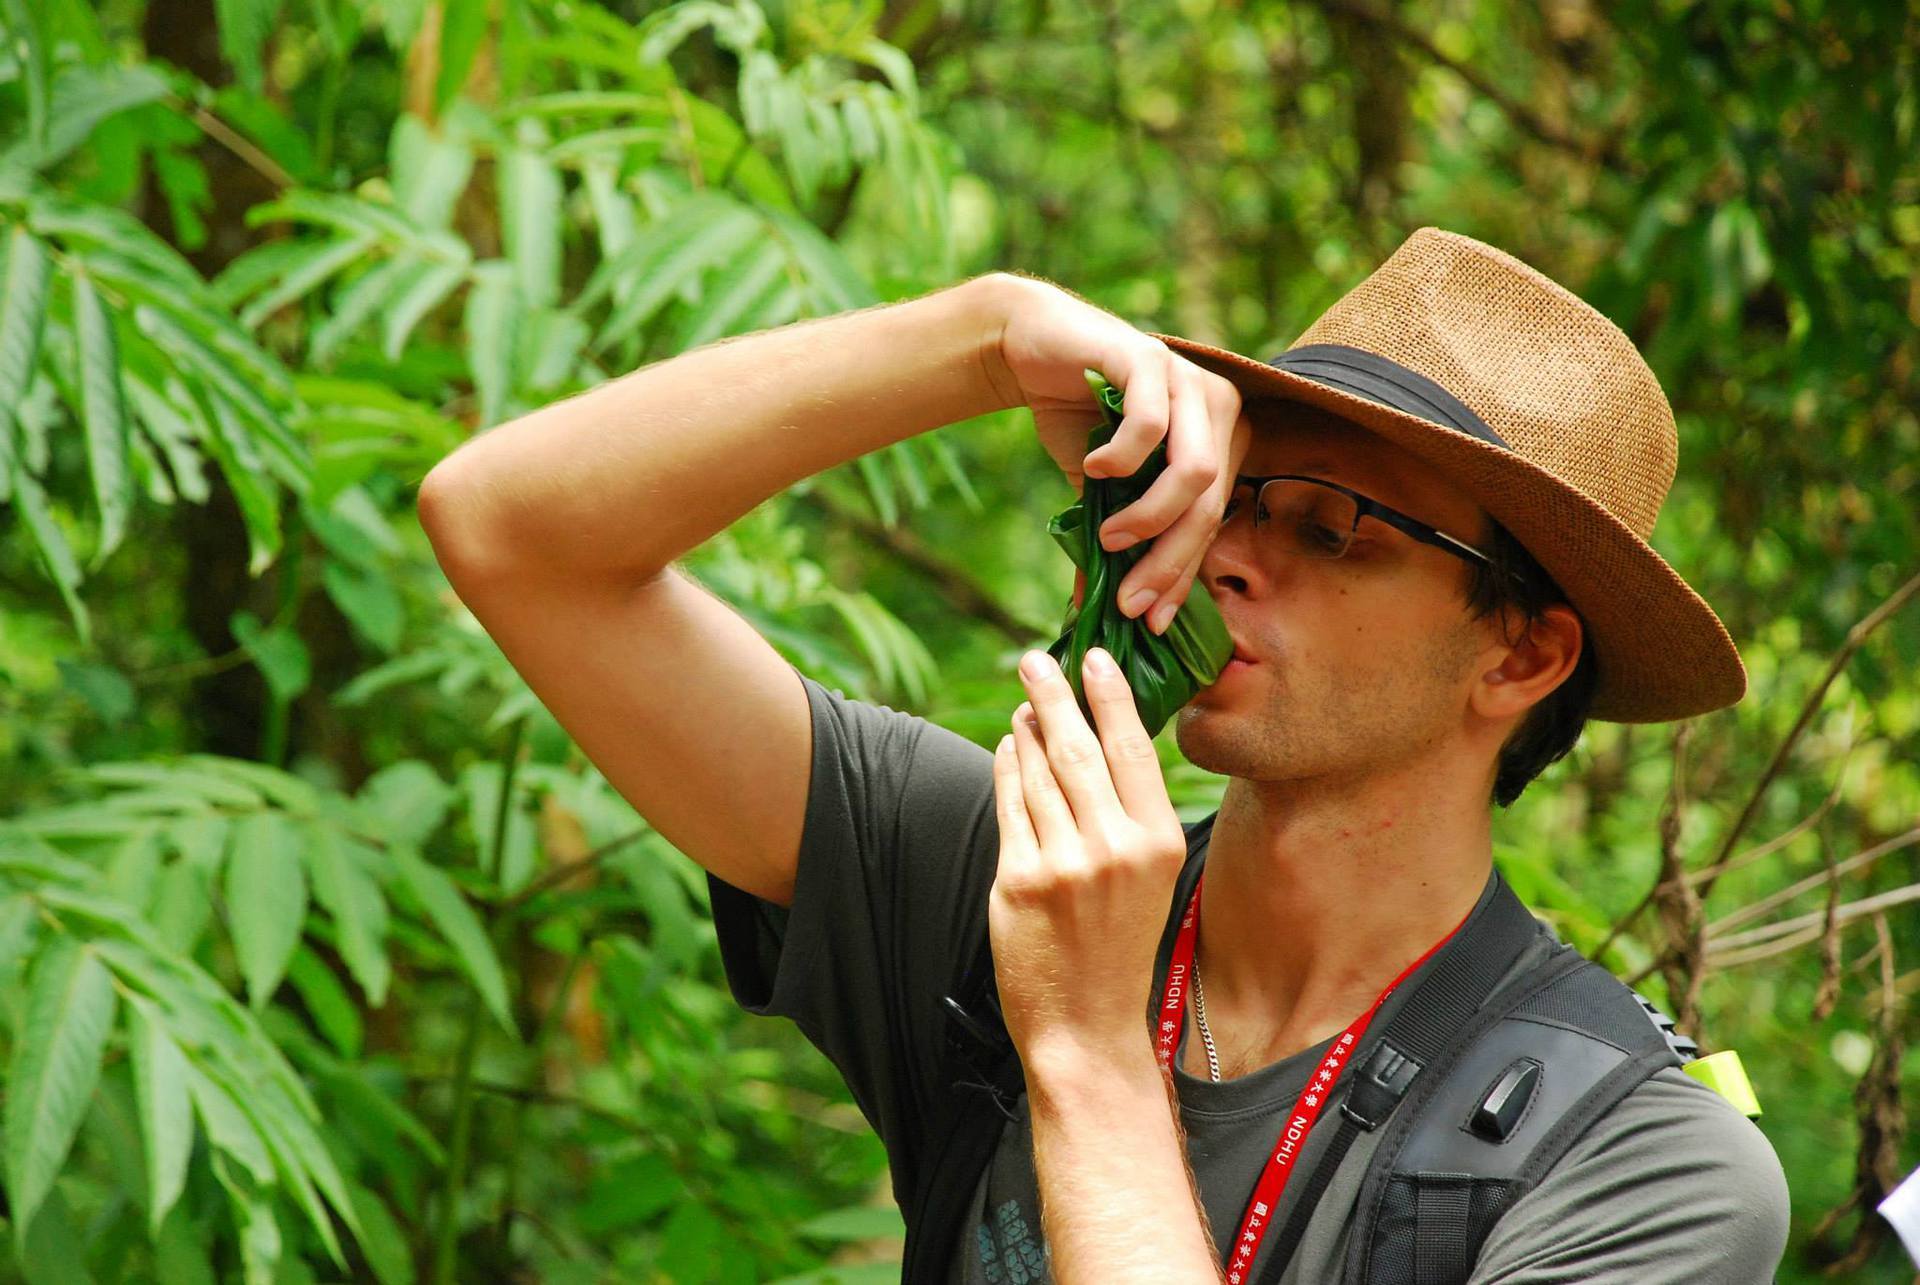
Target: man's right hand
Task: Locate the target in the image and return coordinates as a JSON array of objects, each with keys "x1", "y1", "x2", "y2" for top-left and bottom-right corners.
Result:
[{"x1": 981, "y1": 273, "x2": 1251, "y2": 635}]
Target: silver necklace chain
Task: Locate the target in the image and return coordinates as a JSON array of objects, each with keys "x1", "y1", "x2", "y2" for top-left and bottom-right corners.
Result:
[{"x1": 1191, "y1": 951, "x2": 1224, "y2": 1083}]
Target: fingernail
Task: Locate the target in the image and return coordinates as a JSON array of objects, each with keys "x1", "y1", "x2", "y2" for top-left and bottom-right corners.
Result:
[
  {"x1": 1150, "y1": 599, "x2": 1177, "y2": 632},
  {"x1": 1085, "y1": 647, "x2": 1116, "y2": 677},
  {"x1": 1020, "y1": 650, "x2": 1050, "y2": 680},
  {"x1": 1122, "y1": 586, "x2": 1155, "y2": 616},
  {"x1": 998, "y1": 734, "x2": 1014, "y2": 754},
  {"x1": 1104, "y1": 529, "x2": 1139, "y2": 552}
]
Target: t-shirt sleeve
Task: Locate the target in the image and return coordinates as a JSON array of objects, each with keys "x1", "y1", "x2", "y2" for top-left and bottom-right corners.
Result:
[
  {"x1": 705, "y1": 666, "x2": 999, "y2": 1200},
  {"x1": 1467, "y1": 1066, "x2": 1789, "y2": 1283}
]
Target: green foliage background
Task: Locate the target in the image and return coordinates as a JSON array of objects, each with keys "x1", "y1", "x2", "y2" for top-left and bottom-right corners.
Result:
[{"x1": 1, "y1": 0, "x2": 1916, "y2": 1280}]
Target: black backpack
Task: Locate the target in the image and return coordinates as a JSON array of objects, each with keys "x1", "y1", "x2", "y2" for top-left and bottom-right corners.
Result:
[{"x1": 903, "y1": 810, "x2": 1699, "y2": 1285}]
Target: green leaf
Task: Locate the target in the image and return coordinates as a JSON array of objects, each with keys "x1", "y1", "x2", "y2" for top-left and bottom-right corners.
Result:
[
  {"x1": 223, "y1": 810, "x2": 309, "y2": 1007},
  {"x1": 671, "y1": 238, "x2": 792, "y2": 351},
  {"x1": 301, "y1": 828, "x2": 390, "y2": 1005},
  {"x1": 237, "y1": 235, "x2": 374, "y2": 329},
  {"x1": 390, "y1": 113, "x2": 474, "y2": 231},
  {"x1": 285, "y1": 945, "x2": 362, "y2": 1057},
  {"x1": 0, "y1": 227, "x2": 51, "y2": 487},
  {"x1": 391, "y1": 847, "x2": 513, "y2": 1034},
  {"x1": 578, "y1": 195, "x2": 762, "y2": 350},
  {"x1": 4, "y1": 936, "x2": 118, "y2": 1236},
  {"x1": 125, "y1": 995, "x2": 194, "y2": 1237},
  {"x1": 230, "y1": 608, "x2": 312, "y2": 702},
  {"x1": 463, "y1": 260, "x2": 517, "y2": 426},
  {"x1": 500, "y1": 130, "x2": 563, "y2": 309},
  {"x1": 4, "y1": 63, "x2": 170, "y2": 172},
  {"x1": 1044, "y1": 371, "x2": 1232, "y2": 737},
  {"x1": 0, "y1": 0, "x2": 52, "y2": 152},
  {"x1": 184, "y1": 1060, "x2": 274, "y2": 1184},
  {"x1": 380, "y1": 258, "x2": 468, "y2": 359},
  {"x1": 9, "y1": 468, "x2": 91, "y2": 644},
  {"x1": 71, "y1": 269, "x2": 133, "y2": 566},
  {"x1": 796, "y1": 1204, "x2": 906, "y2": 1242},
  {"x1": 213, "y1": 0, "x2": 286, "y2": 93},
  {"x1": 344, "y1": 1179, "x2": 415, "y2": 1285},
  {"x1": 433, "y1": 0, "x2": 488, "y2": 114},
  {"x1": 354, "y1": 760, "x2": 453, "y2": 849},
  {"x1": 309, "y1": 256, "x2": 410, "y2": 364},
  {"x1": 322, "y1": 559, "x2": 405, "y2": 653}
]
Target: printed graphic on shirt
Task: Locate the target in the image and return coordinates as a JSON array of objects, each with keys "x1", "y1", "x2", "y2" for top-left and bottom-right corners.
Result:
[{"x1": 976, "y1": 1198, "x2": 1048, "y2": 1284}]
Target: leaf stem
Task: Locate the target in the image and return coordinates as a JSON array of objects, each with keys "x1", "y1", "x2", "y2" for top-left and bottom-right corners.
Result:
[{"x1": 429, "y1": 714, "x2": 527, "y2": 1285}]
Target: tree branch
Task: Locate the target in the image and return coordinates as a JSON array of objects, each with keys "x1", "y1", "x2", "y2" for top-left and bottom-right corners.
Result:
[{"x1": 1696, "y1": 567, "x2": 1920, "y2": 901}]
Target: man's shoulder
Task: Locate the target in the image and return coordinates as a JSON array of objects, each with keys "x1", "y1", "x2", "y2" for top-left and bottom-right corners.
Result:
[{"x1": 1467, "y1": 1064, "x2": 1789, "y2": 1282}]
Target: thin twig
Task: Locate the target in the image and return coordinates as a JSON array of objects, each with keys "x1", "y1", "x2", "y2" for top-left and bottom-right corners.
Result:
[
  {"x1": 497, "y1": 827, "x2": 649, "y2": 914},
  {"x1": 795, "y1": 487, "x2": 1054, "y2": 644},
  {"x1": 1705, "y1": 882, "x2": 1920, "y2": 966},
  {"x1": 174, "y1": 98, "x2": 297, "y2": 190},
  {"x1": 1696, "y1": 567, "x2": 1920, "y2": 902},
  {"x1": 1706, "y1": 825, "x2": 1920, "y2": 937},
  {"x1": 1684, "y1": 732, "x2": 1854, "y2": 886}
]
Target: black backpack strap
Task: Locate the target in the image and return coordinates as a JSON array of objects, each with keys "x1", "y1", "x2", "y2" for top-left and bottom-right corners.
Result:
[
  {"x1": 1342, "y1": 949, "x2": 1688, "y2": 1283},
  {"x1": 899, "y1": 811, "x2": 1220, "y2": 1283},
  {"x1": 1248, "y1": 868, "x2": 1547, "y2": 1284}
]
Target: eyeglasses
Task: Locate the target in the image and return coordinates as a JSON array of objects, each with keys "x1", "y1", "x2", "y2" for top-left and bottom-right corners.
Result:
[{"x1": 1220, "y1": 474, "x2": 1497, "y2": 571}]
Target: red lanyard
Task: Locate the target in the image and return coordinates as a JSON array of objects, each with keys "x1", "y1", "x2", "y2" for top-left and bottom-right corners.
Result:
[{"x1": 1155, "y1": 872, "x2": 1470, "y2": 1284}]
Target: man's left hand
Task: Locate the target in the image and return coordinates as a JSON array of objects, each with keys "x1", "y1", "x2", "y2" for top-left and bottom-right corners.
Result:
[{"x1": 989, "y1": 645, "x2": 1189, "y2": 1077}]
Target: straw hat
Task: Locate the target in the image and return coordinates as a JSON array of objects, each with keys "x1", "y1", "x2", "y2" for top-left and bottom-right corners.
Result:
[{"x1": 1148, "y1": 226, "x2": 1744, "y2": 724}]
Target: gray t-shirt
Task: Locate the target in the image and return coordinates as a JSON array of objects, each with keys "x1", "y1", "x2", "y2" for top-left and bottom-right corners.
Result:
[{"x1": 707, "y1": 671, "x2": 1789, "y2": 1283}]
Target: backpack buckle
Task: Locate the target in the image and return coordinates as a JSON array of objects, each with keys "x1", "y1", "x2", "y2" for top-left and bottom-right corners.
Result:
[{"x1": 1341, "y1": 1039, "x2": 1423, "y2": 1130}]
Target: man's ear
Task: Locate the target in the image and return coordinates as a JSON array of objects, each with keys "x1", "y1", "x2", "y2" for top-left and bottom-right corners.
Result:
[{"x1": 1471, "y1": 603, "x2": 1581, "y2": 724}]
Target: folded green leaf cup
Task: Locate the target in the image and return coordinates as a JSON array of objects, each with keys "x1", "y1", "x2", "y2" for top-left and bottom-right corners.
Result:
[{"x1": 1045, "y1": 370, "x2": 1234, "y2": 737}]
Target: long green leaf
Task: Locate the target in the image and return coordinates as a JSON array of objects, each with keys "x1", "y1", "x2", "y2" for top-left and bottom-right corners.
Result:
[
  {"x1": 0, "y1": 227, "x2": 51, "y2": 488},
  {"x1": 4, "y1": 937, "x2": 118, "y2": 1236},
  {"x1": 237, "y1": 235, "x2": 375, "y2": 330},
  {"x1": 126, "y1": 995, "x2": 194, "y2": 1237},
  {"x1": 0, "y1": 0, "x2": 51, "y2": 151},
  {"x1": 380, "y1": 258, "x2": 468, "y2": 359},
  {"x1": 391, "y1": 847, "x2": 513, "y2": 1034},
  {"x1": 71, "y1": 270, "x2": 133, "y2": 565},
  {"x1": 464, "y1": 260, "x2": 517, "y2": 427},
  {"x1": 223, "y1": 811, "x2": 309, "y2": 1007},
  {"x1": 501, "y1": 133, "x2": 563, "y2": 309},
  {"x1": 9, "y1": 467, "x2": 91, "y2": 644},
  {"x1": 671, "y1": 239, "x2": 791, "y2": 351},
  {"x1": 390, "y1": 112, "x2": 474, "y2": 231}
]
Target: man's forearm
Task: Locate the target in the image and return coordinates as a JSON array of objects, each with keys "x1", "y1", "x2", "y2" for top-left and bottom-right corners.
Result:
[
  {"x1": 419, "y1": 272, "x2": 1020, "y2": 583},
  {"x1": 1026, "y1": 1046, "x2": 1224, "y2": 1282}
]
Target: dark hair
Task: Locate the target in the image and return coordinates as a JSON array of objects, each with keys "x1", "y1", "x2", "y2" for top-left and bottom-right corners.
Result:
[{"x1": 1461, "y1": 522, "x2": 1599, "y2": 808}]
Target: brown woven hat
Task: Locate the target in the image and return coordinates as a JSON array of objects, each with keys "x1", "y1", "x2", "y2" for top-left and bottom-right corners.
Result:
[{"x1": 1148, "y1": 226, "x2": 1744, "y2": 724}]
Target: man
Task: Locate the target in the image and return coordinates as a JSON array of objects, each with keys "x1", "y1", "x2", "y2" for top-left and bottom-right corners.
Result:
[{"x1": 420, "y1": 227, "x2": 1790, "y2": 1282}]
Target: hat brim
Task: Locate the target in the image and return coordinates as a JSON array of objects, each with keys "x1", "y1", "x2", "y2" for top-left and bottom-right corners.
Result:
[{"x1": 1149, "y1": 332, "x2": 1747, "y2": 723}]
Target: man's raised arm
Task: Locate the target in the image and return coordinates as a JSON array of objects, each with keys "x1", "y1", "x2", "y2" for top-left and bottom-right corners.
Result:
[{"x1": 416, "y1": 274, "x2": 1022, "y2": 908}]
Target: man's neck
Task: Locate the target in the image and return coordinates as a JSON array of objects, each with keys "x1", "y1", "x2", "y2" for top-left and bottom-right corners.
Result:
[{"x1": 1192, "y1": 766, "x2": 1494, "y2": 1070}]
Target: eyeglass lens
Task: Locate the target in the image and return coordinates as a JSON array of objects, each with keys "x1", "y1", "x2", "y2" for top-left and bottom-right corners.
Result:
[{"x1": 1222, "y1": 480, "x2": 1361, "y2": 559}]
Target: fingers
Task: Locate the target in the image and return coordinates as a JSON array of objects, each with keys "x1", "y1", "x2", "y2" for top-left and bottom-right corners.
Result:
[
  {"x1": 1018, "y1": 650, "x2": 1124, "y2": 826},
  {"x1": 1141, "y1": 533, "x2": 1216, "y2": 634},
  {"x1": 1079, "y1": 647, "x2": 1180, "y2": 826},
  {"x1": 1097, "y1": 372, "x2": 1209, "y2": 553},
  {"x1": 1106, "y1": 377, "x2": 1240, "y2": 626},
  {"x1": 993, "y1": 732, "x2": 1039, "y2": 861},
  {"x1": 1083, "y1": 349, "x2": 1169, "y2": 486},
  {"x1": 1010, "y1": 699, "x2": 1078, "y2": 851}
]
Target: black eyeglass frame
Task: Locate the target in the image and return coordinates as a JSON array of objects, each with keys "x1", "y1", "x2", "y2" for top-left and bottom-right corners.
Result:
[{"x1": 1224, "y1": 473, "x2": 1498, "y2": 571}]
